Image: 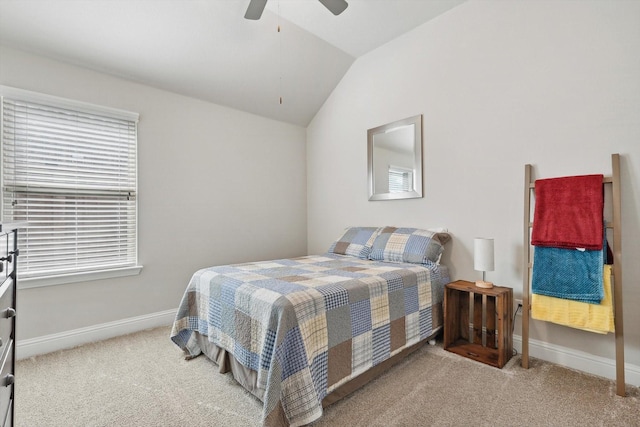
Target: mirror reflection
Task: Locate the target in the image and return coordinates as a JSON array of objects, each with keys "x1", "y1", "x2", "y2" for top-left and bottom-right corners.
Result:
[{"x1": 367, "y1": 115, "x2": 422, "y2": 201}]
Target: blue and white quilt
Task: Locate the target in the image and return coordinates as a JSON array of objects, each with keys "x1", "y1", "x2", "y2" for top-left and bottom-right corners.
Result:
[{"x1": 171, "y1": 253, "x2": 448, "y2": 426}]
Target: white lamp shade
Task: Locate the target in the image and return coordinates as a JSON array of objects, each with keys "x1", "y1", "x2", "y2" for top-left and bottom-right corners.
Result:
[{"x1": 474, "y1": 238, "x2": 495, "y2": 272}]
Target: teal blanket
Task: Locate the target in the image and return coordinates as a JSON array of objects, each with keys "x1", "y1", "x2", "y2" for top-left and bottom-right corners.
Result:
[{"x1": 532, "y1": 246, "x2": 604, "y2": 304}]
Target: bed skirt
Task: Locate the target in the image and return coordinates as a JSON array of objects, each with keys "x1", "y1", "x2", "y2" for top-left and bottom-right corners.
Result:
[{"x1": 192, "y1": 321, "x2": 442, "y2": 410}]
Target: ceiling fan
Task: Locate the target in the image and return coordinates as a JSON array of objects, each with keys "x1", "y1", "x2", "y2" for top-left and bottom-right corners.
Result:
[{"x1": 244, "y1": 0, "x2": 348, "y2": 20}]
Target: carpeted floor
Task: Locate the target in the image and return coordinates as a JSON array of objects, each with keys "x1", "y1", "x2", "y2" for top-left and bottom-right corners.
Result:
[{"x1": 16, "y1": 326, "x2": 640, "y2": 426}]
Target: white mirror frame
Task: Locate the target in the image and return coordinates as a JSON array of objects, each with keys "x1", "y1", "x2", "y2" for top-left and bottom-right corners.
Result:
[{"x1": 367, "y1": 114, "x2": 423, "y2": 201}]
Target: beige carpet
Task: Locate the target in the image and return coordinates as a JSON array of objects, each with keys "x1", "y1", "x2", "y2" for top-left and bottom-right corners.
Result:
[{"x1": 16, "y1": 326, "x2": 640, "y2": 426}]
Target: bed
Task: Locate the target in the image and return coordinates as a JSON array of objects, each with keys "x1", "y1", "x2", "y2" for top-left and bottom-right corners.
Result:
[{"x1": 170, "y1": 226, "x2": 451, "y2": 426}]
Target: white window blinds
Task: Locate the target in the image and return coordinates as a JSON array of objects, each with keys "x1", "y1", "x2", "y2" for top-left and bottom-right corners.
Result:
[
  {"x1": 388, "y1": 166, "x2": 413, "y2": 193},
  {"x1": 1, "y1": 92, "x2": 138, "y2": 279}
]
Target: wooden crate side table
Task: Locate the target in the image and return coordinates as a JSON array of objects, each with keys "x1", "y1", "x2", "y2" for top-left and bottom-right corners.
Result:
[{"x1": 443, "y1": 280, "x2": 513, "y2": 368}]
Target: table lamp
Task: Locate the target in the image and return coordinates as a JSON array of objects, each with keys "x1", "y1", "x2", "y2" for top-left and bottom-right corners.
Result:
[{"x1": 474, "y1": 237, "x2": 494, "y2": 288}]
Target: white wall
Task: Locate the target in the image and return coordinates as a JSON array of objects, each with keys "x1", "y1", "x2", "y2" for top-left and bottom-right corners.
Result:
[
  {"x1": 307, "y1": 0, "x2": 640, "y2": 380},
  {"x1": 0, "y1": 46, "x2": 308, "y2": 341}
]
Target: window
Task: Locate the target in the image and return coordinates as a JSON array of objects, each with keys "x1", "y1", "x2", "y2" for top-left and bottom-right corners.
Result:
[
  {"x1": 388, "y1": 165, "x2": 413, "y2": 193},
  {"x1": 1, "y1": 86, "x2": 140, "y2": 286}
]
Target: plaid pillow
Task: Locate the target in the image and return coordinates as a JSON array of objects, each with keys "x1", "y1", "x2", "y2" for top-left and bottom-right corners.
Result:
[
  {"x1": 369, "y1": 227, "x2": 450, "y2": 264},
  {"x1": 327, "y1": 227, "x2": 382, "y2": 259}
]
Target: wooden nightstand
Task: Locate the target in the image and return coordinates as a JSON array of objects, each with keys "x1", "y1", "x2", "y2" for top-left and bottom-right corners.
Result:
[{"x1": 443, "y1": 280, "x2": 513, "y2": 368}]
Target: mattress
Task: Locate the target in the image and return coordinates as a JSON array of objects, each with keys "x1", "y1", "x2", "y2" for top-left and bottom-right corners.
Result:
[{"x1": 171, "y1": 253, "x2": 449, "y2": 426}]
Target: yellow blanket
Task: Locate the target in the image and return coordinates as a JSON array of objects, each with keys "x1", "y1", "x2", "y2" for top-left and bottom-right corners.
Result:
[{"x1": 532, "y1": 264, "x2": 614, "y2": 334}]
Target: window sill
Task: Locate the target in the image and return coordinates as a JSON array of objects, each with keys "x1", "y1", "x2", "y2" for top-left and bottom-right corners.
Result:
[{"x1": 18, "y1": 265, "x2": 143, "y2": 289}]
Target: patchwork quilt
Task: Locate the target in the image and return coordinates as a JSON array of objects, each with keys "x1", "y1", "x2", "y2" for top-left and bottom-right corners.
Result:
[{"x1": 171, "y1": 253, "x2": 449, "y2": 426}]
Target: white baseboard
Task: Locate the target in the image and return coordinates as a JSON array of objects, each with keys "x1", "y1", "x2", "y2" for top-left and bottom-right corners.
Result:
[
  {"x1": 15, "y1": 314, "x2": 640, "y2": 388},
  {"x1": 16, "y1": 309, "x2": 177, "y2": 360},
  {"x1": 514, "y1": 334, "x2": 640, "y2": 387}
]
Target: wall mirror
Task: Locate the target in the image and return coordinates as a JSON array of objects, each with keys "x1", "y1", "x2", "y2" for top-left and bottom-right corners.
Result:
[{"x1": 367, "y1": 114, "x2": 423, "y2": 201}]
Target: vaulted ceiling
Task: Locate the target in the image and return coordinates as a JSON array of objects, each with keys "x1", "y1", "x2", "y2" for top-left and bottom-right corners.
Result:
[{"x1": 0, "y1": 0, "x2": 465, "y2": 126}]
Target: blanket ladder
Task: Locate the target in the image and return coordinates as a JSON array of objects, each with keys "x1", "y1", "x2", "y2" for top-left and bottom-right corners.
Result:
[{"x1": 521, "y1": 153, "x2": 625, "y2": 397}]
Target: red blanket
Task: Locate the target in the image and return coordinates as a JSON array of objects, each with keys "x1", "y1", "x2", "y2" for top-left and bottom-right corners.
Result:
[{"x1": 531, "y1": 174, "x2": 603, "y2": 250}]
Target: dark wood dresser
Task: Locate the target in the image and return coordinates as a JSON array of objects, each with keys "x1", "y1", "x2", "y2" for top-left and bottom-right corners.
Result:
[{"x1": 0, "y1": 222, "x2": 22, "y2": 427}]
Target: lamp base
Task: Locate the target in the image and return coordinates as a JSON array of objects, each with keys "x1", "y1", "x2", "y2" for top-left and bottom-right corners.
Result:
[{"x1": 475, "y1": 280, "x2": 494, "y2": 289}]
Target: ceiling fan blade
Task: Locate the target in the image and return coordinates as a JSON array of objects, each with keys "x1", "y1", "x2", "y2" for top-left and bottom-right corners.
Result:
[
  {"x1": 244, "y1": 0, "x2": 268, "y2": 20},
  {"x1": 318, "y1": 0, "x2": 348, "y2": 16}
]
